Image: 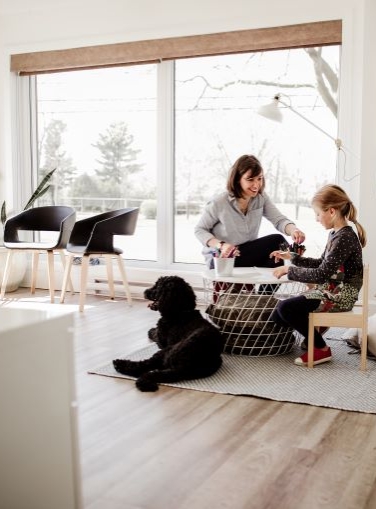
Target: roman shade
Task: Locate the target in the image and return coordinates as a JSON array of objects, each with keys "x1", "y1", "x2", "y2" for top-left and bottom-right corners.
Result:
[{"x1": 11, "y1": 20, "x2": 342, "y2": 75}]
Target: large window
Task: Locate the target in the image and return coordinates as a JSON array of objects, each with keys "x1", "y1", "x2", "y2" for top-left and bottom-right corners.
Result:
[
  {"x1": 31, "y1": 44, "x2": 340, "y2": 268},
  {"x1": 36, "y1": 65, "x2": 157, "y2": 261},
  {"x1": 174, "y1": 46, "x2": 340, "y2": 263}
]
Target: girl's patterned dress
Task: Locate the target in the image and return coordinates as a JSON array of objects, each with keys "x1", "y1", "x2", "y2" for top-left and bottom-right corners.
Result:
[{"x1": 286, "y1": 225, "x2": 363, "y2": 313}]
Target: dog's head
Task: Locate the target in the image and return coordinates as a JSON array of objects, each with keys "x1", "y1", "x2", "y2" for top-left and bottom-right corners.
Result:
[{"x1": 144, "y1": 276, "x2": 196, "y2": 315}]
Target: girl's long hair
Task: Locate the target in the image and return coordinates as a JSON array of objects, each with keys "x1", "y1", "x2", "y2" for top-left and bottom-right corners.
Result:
[{"x1": 312, "y1": 184, "x2": 367, "y2": 247}]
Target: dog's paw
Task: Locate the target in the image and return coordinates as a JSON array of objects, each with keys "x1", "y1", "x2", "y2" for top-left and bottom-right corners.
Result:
[
  {"x1": 136, "y1": 376, "x2": 159, "y2": 392},
  {"x1": 147, "y1": 327, "x2": 157, "y2": 341},
  {"x1": 113, "y1": 358, "x2": 140, "y2": 376}
]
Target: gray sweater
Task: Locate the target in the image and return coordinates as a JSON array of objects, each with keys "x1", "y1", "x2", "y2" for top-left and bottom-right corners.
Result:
[{"x1": 195, "y1": 191, "x2": 294, "y2": 263}]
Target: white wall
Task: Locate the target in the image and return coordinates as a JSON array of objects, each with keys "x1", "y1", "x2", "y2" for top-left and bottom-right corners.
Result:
[
  {"x1": 1, "y1": 0, "x2": 375, "y2": 295},
  {"x1": 0, "y1": 0, "x2": 360, "y2": 51},
  {"x1": 360, "y1": 0, "x2": 376, "y2": 300}
]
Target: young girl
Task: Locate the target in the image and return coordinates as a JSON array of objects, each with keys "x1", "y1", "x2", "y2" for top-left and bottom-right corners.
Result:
[{"x1": 269, "y1": 184, "x2": 367, "y2": 366}]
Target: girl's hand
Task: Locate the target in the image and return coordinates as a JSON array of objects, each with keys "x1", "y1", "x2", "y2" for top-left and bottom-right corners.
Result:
[
  {"x1": 269, "y1": 250, "x2": 292, "y2": 263},
  {"x1": 273, "y1": 266, "x2": 289, "y2": 279}
]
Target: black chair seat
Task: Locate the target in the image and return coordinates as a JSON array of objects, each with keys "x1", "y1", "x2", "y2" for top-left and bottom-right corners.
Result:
[
  {"x1": 4, "y1": 241, "x2": 65, "y2": 250},
  {"x1": 67, "y1": 245, "x2": 124, "y2": 256},
  {"x1": 60, "y1": 207, "x2": 139, "y2": 312},
  {"x1": 1, "y1": 206, "x2": 76, "y2": 303}
]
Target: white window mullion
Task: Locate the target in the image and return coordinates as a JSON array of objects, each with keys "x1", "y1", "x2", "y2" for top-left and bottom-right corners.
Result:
[
  {"x1": 157, "y1": 61, "x2": 175, "y2": 268},
  {"x1": 28, "y1": 76, "x2": 39, "y2": 194},
  {"x1": 12, "y1": 75, "x2": 35, "y2": 212}
]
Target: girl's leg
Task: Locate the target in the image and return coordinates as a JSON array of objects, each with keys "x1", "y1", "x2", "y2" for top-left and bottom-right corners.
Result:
[{"x1": 271, "y1": 295, "x2": 326, "y2": 348}]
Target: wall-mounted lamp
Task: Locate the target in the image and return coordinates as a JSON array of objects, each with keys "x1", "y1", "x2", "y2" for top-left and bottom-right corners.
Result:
[{"x1": 258, "y1": 93, "x2": 360, "y2": 180}]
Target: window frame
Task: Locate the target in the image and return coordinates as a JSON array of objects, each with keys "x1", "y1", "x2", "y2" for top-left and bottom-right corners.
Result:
[{"x1": 11, "y1": 21, "x2": 343, "y2": 274}]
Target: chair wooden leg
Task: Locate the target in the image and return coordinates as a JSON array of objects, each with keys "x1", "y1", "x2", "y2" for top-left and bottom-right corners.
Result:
[
  {"x1": 307, "y1": 314, "x2": 315, "y2": 368},
  {"x1": 105, "y1": 255, "x2": 115, "y2": 299},
  {"x1": 0, "y1": 250, "x2": 14, "y2": 299},
  {"x1": 31, "y1": 251, "x2": 39, "y2": 294},
  {"x1": 46, "y1": 250, "x2": 55, "y2": 303},
  {"x1": 79, "y1": 256, "x2": 90, "y2": 312},
  {"x1": 60, "y1": 254, "x2": 74, "y2": 303},
  {"x1": 116, "y1": 255, "x2": 132, "y2": 305},
  {"x1": 360, "y1": 329, "x2": 368, "y2": 371},
  {"x1": 58, "y1": 250, "x2": 74, "y2": 293}
]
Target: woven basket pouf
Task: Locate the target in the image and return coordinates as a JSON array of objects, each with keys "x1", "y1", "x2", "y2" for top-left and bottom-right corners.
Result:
[{"x1": 206, "y1": 292, "x2": 296, "y2": 356}]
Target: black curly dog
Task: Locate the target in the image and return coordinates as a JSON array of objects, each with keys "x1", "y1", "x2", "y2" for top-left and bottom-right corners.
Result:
[{"x1": 113, "y1": 276, "x2": 224, "y2": 392}]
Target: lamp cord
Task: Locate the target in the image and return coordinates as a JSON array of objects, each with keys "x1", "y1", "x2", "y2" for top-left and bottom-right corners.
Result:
[{"x1": 338, "y1": 148, "x2": 360, "y2": 182}]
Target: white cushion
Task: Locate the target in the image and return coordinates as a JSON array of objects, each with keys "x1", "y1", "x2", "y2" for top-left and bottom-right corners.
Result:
[{"x1": 341, "y1": 328, "x2": 358, "y2": 341}]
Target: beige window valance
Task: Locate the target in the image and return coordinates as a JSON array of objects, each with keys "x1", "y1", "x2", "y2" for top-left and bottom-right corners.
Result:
[{"x1": 11, "y1": 19, "x2": 342, "y2": 75}]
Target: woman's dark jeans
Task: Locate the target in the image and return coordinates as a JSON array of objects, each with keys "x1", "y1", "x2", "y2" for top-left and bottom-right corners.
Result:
[
  {"x1": 236, "y1": 234, "x2": 285, "y2": 293},
  {"x1": 234, "y1": 234, "x2": 285, "y2": 268}
]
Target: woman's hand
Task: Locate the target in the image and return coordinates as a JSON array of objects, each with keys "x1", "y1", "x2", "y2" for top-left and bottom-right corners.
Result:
[
  {"x1": 273, "y1": 266, "x2": 289, "y2": 279},
  {"x1": 220, "y1": 243, "x2": 239, "y2": 258},
  {"x1": 290, "y1": 228, "x2": 305, "y2": 244},
  {"x1": 269, "y1": 249, "x2": 292, "y2": 263}
]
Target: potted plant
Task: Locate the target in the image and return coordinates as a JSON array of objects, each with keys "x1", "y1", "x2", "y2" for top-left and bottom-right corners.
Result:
[{"x1": 0, "y1": 169, "x2": 56, "y2": 292}]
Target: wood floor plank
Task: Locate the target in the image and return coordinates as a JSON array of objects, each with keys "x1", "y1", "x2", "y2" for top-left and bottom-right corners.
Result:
[{"x1": 5, "y1": 289, "x2": 376, "y2": 509}]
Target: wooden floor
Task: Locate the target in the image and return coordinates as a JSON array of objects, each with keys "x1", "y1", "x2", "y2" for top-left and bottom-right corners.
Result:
[{"x1": 8, "y1": 289, "x2": 376, "y2": 509}]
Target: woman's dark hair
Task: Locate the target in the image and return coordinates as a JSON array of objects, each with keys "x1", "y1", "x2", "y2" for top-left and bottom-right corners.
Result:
[{"x1": 226, "y1": 154, "x2": 265, "y2": 198}]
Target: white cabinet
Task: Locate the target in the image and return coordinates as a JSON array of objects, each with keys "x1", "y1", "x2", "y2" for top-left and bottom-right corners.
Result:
[{"x1": 0, "y1": 307, "x2": 81, "y2": 509}]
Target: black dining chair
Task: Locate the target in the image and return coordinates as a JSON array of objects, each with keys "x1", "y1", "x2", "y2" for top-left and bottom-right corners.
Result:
[
  {"x1": 1, "y1": 206, "x2": 76, "y2": 302},
  {"x1": 60, "y1": 207, "x2": 139, "y2": 312}
]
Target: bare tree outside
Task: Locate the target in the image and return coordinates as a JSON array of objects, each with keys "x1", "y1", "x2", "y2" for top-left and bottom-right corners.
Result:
[{"x1": 174, "y1": 46, "x2": 339, "y2": 261}]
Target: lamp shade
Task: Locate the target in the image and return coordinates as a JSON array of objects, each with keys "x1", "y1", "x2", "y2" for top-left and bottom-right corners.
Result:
[
  {"x1": 258, "y1": 93, "x2": 340, "y2": 147},
  {"x1": 257, "y1": 97, "x2": 283, "y2": 122},
  {"x1": 257, "y1": 93, "x2": 360, "y2": 181}
]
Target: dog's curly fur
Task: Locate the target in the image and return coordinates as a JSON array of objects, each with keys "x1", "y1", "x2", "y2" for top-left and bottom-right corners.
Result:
[{"x1": 113, "y1": 276, "x2": 224, "y2": 392}]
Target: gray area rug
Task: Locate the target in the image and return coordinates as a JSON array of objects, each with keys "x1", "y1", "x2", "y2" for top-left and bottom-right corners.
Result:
[{"x1": 88, "y1": 328, "x2": 376, "y2": 414}]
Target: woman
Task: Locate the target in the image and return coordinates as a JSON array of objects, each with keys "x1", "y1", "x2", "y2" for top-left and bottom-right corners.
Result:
[
  {"x1": 194, "y1": 154, "x2": 305, "y2": 269},
  {"x1": 270, "y1": 184, "x2": 367, "y2": 366}
]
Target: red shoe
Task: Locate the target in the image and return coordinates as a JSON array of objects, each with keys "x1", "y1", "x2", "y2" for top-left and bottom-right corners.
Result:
[{"x1": 294, "y1": 347, "x2": 332, "y2": 366}]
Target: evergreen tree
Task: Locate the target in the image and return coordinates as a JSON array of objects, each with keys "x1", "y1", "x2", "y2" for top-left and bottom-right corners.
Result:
[
  {"x1": 71, "y1": 172, "x2": 101, "y2": 197},
  {"x1": 70, "y1": 173, "x2": 103, "y2": 212},
  {"x1": 92, "y1": 122, "x2": 143, "y2": 197},
  {"x1": 39, "y1": 119, "x2": 76, "y2": 199}
]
